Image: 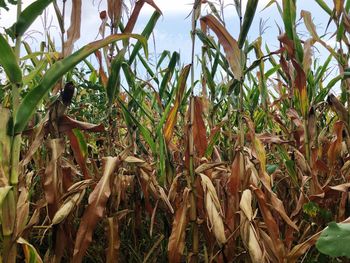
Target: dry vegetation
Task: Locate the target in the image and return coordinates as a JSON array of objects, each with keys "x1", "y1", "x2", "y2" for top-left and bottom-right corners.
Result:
[{"x1": 1, "y1": 0, "x2": 350, "y2": 262}]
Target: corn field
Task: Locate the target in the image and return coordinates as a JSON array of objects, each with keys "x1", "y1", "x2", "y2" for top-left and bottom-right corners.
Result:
[{"x1": 1, "y1": 0, "x2": 350, "y2": 262}]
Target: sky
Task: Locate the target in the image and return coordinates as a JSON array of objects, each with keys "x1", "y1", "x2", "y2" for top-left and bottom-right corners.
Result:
[{"x1": 0, "y1": 0, "x2": 340, "y2": 92}]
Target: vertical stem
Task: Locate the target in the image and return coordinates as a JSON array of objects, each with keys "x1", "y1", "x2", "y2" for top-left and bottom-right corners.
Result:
[
  {"x1": 188, "y1": 1, "x2": 201, "y2": 262},
  {"x1": 238, "y1": 0, "x2": 245, "y2": 179},
  {"x1": 303, "y1": 117, "x2": 311, "y2": 164},
  {"x1": 61, "y1": 0, "x2": 66, "y2": 58},
  {"x1": 4, "y1": 1, "x2": 23, "y2": 262}
]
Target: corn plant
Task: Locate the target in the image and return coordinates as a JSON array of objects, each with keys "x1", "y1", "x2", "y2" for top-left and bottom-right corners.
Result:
[{"x1": 1, "y1": 0, "x2": 350, "y2": 262}]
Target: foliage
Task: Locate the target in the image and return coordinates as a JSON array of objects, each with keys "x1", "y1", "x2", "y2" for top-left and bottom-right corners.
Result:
[{"x1": 1, "y1": 0, "x2": 350, "y2": 262}]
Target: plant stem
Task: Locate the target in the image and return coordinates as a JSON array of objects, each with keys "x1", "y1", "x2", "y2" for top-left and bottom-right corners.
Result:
[
  {"x1": 4, "y1": 1, "x2": 23, "y2": 260},
  {"x1": 238, "y1": 0, "x2": 245, "y2": 182},
  {"x1": 188, "y1": 1, "x2": 201, "y2": 262}
]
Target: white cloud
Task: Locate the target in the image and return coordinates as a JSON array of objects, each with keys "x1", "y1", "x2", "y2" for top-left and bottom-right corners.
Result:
[
  {"x1": 141, "y1": 0, "x2": 195, "y2": 16},
  {"x1": 141, "y1": 0, "x2": 279, "y2": 17}
]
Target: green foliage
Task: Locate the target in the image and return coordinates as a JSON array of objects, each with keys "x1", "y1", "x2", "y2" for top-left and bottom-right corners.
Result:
[
  {"x1": 6, "y1": 0, "x2": 53, "y2": 38},
  {"x1": 14, "y1": 34, "x2": 147, "y2": 134},
  {"x1": 316, "y1": 222, "x2": 350, "y2": 258},
  {"x1": 0, "y1": 34, "x2": 22, "y2": 84}
]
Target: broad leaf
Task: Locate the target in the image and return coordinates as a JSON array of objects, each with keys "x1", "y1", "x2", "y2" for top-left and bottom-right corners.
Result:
[
  {"x1": 316, "y1": 222, "x2": 350, "y2": 258},
  {"x1": 0, "y1": 34, "x2": 22, "y2": 83}
]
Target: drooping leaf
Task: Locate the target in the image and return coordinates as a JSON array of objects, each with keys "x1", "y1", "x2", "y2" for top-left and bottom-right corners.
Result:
[
  {"x1": 107, "y1": 0, "x2": 123, "y2": 27},
  {"x1": 17, "y1": 237, "x2": 43, "y2": 263},
  {"x1": 106, "y1": 216, "x2": 120, "y2": 263},
  {"x1": 73, "y1": 157, "x2": 121, "y2": 263},
  {"x1": 327, "y1": 121, "x2": 343, "y2": 167},
  {"x1": 201, "y1": 14, "x2": 243, "y2": 80},
  {"x1": 51, "y1": 180, "x2": 90, "y2": 225},
  {"x1": 301, "y1": 10, "x2": 338, "y2": 59},
  {"x1": 123, "y1": 0, "x2": 161, "y2": 35},
  {"x1": 193, "y1": 97, "x2": 208, "y2": 157},
  {"x1": 43, "y1": 139, "x2": 65, "y2": 218},
  {"x1": 6, "y1": 0, "x2": 53, "y2": 39},
  {"x1": 240, "y1": 189, "x2": 264, "y2": 263},
  {"x1": 59, "y1": 115, "x2": 105, "y2": 133},
  {"x1": 168, "y1": 188, "x2": 190, "y2": 263},
  {"x1": 327, "y1": 94, "x2": 348, "y2": 123},
  {"x1": 63, "y1": 0, "x2": 81, "y2": 56},
  {"x1": 288, "y1": 232, "x2": 321, "y2": 262},
  {"x1": 128, "y1": 11, "x2": 161, "y2": 64},
  {"x1": 251, "y1": 185, "x2": 285, "y2": 261},
  {"x1": 200, "y1": 174, "x2": 226, "y2": 244}
]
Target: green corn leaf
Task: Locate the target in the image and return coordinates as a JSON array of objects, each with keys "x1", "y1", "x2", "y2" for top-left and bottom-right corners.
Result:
[
  {"x1": 315, "y1": 54, "x2": 332, "y2": 84},
  {"x1": 315, "y1": 75, "x2": 342, "y2": 102},
  {"x1": 128, "y1": 11, "x2": 160, "y2": 64},
  {"x1": 6, "y1": 0, "x2": 53, "y2": 38},
  {"x1": 72, "y1": 129, "x2": 88, "y2": 159},
  {"x1": 282, "y1": 0, "x2": 296, "y2": 41},
  {"x1": 106, "y1": 50, "x2": 125, "y2": 107},
  {"x1": 156, "y1": 50, "x2": 171, "y2": 69},
  {"x1": 315, "y1": 0, "x2": 332, "y2": 15},
  {"x1": 0, "y1": 34, "x2": 22, "y2": 84},
  {"x1": 238, "y1": 0, "x2": 259, "y2": 48},
  {"x1": 22, "y1": 41, "x2": 40, "y2": 67},
  {"x1": 122, "y1": 86, "x2": 154, "y2": 122},
  {"x1": 159, "y1": 52, "x2": 180, "y2": 99},
  {"x1": 118, "y1": 98, "x2": 156, "y2": 153},
  {"x1": 137, "y1": 52, "x2": 159, "y2": 84},
  {"x1": 14, "y1": 34, "x2": 147, "y2": 134},
  {"x1": 195, "y1": 29, "x2": 217, "y2": 49},
  {"x1": 156, "y1": 133, "x2": 166, "y2": 185},
  {"x1": 162, "y1": 64, "x2": 191, "y2": 143}
]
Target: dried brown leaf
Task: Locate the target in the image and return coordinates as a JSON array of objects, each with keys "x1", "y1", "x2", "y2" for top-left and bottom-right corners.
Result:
[
  {"x1": 164, "y1": 65, "x2": 191, "y2": 144},
  {"x1": 200, "y1": 173, "x2": 226, "y2": 244},
  {"x1": 328, "y1": 121, "x2": 343, "y2": 166},
  {"x1": 72, "y1": 157, "x2": 121, "y2": 263},
  {"x1": 106, "y1": 217, "x2": 120, "y2": 263},
  {"x1": 287, "y1": 232, "x2": 321, "y2": 263},
  {"x1": 63, "y1": 0, "x2": 82, "y2": 57},
  {"x1": 21, "y1": 114, "x2": 48, "y2": 166},
  {"x1": 193, "y1": 97, "x2": 208, "y2": 157},
  {"x1": 66, "y1": 129, "x2": 90, "y2": 179},
  {"x1": 14, "y1": 186, "x2": 29, "y2": 238},
  {"x1": 59, "y1": 115, "x2": 105, "y2": 133},
  {"x1": 250, "y1": 185, "x2": 285, "y2": 260},
  {"x1": 43, "y1": 139, "x2": 65, "y2": 217},
  {"x1": 240, "y1": 214, "x2": 264, "y2": 263},
  {"x1": 240, "y1": 189, "x2": 253, "y2": 221},
  {"x1": 168, "y1": 188, "x2": 190, "y2": 263},
  {"x1": 123, "y1": 0, "x2": 161, "y2": 34},
  {"x1": 200, "y1": 14, "x2": 243, "y2": 80}
]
